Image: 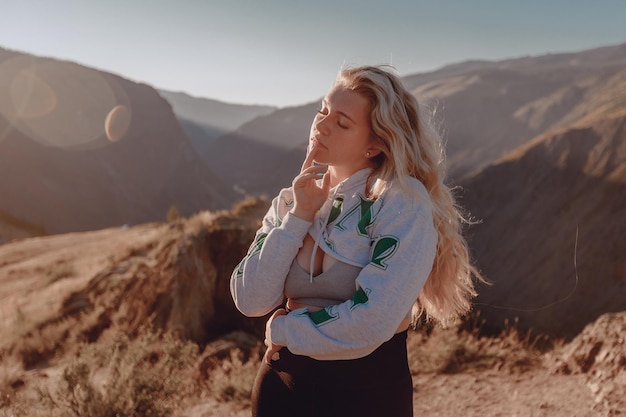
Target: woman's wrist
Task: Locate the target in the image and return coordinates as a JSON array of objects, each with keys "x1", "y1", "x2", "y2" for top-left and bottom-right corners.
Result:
[{"x1": 290, "y1": 206, "x2": 315, "y2": 222}]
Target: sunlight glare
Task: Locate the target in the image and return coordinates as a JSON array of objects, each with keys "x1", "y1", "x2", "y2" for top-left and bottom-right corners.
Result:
[
  {"x1": 105, "y1": 104, "x2": 131, "y2": 142},
  {"x1": 0, "y1": 55, "x2": 130, "y2": 149}
]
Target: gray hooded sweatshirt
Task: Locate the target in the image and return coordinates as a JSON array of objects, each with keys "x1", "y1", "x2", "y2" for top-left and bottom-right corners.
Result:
[{"x1": 230, "y1": 168, "x2": 437, "y2": 360}]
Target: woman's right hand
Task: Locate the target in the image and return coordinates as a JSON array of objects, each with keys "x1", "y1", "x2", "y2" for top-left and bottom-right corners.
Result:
[{"x1": 290, "y1": 148, "x2": 330, "y2": 221}]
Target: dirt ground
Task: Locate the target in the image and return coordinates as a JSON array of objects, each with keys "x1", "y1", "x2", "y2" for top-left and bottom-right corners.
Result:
[
  {"x1": 412, "y1": 371, "x2": 597, "y2": 417},
  {"x1": 183, "y1": 369, "x2": 599, "y2": 417}
]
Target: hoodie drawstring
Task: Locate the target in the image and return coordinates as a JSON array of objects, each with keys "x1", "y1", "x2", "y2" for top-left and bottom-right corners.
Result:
[{"x1": 309, "y1": 184, "x2": 343, "y2": 283}]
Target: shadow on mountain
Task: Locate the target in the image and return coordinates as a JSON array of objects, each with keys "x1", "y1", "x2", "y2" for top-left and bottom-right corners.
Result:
[
  {"x1": 461, "y1": 115, "x2": 626, "y2": 339},
  {"x1": 204, "y1": 103, "x2": 320, "y2": 196}
]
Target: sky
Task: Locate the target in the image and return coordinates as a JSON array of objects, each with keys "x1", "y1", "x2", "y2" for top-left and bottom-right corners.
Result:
[{"x1": 1, "y1": 0, "x2": 625, "y2": 108}]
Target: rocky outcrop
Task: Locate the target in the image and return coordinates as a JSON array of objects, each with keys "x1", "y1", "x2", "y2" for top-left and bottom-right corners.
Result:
[
  {"x1": 65, "y1": 199, "x2": 270, "y2": 345},
  {"x1": 0, "y1": 198, "x2": 269, "y2": 369},
  {"x1": 551, "y1": 312, "x2": 626, "y2": 416}
]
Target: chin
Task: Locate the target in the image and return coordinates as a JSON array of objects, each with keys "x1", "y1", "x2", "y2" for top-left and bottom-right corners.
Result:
[{"x1": 313, "y1": 158, "x2": 331, "y2": 166}]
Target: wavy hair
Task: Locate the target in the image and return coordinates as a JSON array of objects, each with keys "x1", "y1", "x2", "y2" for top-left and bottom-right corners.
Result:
[{"x1": 335, "y1": 65, "x2": 483, "y2": 325}]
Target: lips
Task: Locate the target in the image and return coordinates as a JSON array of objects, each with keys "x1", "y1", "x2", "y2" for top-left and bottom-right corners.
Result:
[{"x1": 310, "y1": 137, "x2": 327, "y2": 149}]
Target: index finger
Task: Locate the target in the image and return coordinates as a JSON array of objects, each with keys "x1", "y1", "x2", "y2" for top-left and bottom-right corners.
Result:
[{"x1": 300, "y1": 145, "x2": 318, "y2": 172}]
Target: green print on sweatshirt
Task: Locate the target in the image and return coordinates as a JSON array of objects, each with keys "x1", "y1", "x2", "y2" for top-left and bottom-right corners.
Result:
[
  {"x1": 234, "y1": 232, "x2": 268, "y2": 278},
  {"x1": 275, "y1": 197, "x2": 294, "y2": 227},
  {"x1": 305, "y1": 287, "x2": 370, "y2": 326},
  {"x1": 350, "y1": 287, "x2": 369, "y2": 310},
  {"x1": 326, "y1": 197, "x2": 344, "y2": 226},
  {"x1": 370, "y1": 236, "x2": 399, "y2": 269},
  {"x1": 305, "y1": 307, "x2": 339, "y2": 326},
  {"x1": 335, "y1": 196, "x2": 375, "y2": 236}
]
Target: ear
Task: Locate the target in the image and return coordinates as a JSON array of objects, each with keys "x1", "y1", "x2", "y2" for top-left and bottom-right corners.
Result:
[{"x1": 365, "y1": 146, "x2": 382, "y2": 158}]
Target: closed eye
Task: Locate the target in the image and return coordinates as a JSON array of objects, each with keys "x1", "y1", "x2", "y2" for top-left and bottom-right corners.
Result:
[{"x1": 317, "y1": 106, "x2": 348, "y2": 129}]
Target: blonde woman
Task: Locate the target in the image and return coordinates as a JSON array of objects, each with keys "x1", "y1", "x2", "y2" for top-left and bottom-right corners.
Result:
[{"x1": 231, "y1": 65, "x2": 480, "y2": 417}]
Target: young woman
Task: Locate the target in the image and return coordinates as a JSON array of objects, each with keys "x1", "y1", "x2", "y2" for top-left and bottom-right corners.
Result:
[{"x1": 231, "y1": 65, "x2": 480, "y2": 417}]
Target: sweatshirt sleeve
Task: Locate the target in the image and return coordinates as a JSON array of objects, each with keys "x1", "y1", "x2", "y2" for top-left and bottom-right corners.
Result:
[
  {"x1": 268, "y1": 192, "x2": 437, "y2": 360},
  {"x1": 230, "y1": 191, "x2": 311, "y2": 317}
]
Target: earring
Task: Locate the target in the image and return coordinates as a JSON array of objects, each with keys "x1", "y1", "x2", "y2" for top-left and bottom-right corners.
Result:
[{"x1": 365, "y1": 151, "x2": 371, "y2": 157}]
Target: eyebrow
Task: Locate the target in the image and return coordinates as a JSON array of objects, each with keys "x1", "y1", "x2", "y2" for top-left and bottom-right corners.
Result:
[{"x1": 322, "y1": 99, "x2": 356, "y2": 124}]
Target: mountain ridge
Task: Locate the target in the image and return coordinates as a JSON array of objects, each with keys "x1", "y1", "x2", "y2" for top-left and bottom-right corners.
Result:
[{"x1": 204, "y1": 42, "x2": 626, "y2": 196}]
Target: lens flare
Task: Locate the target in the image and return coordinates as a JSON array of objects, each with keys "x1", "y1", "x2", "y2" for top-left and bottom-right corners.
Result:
[
  {"x1": 7, "y1": 69, "x2": 57, "y2": 119},
  {"x1": 105, "y1": 104, "x2": 131, "y2": 142},
  {"x1": 0, "y1": 55, "x2": 130, "y2": 149}
]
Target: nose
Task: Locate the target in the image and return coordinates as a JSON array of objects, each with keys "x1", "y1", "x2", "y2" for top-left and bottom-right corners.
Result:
[{"x1": 315, "y1": 114, "x2": 331, "y2": 136}]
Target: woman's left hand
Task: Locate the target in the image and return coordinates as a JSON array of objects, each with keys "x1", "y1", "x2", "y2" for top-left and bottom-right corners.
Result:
[{"x1": 263, "y1": 308, "x2": 288, "y2": 364}]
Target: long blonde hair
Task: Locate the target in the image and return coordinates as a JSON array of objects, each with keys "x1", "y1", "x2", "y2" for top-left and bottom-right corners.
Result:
[{"x1": 336, "y1": 65, "x2": 482, "y2": 325}]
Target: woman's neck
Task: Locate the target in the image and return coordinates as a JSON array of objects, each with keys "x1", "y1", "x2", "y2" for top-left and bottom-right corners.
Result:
[
  {"x1": 328, "y1": 164, "x2": 372, "y2": 188},
  {"x1": 328, "y1": 165, "x2": 370, "y2": 188}
]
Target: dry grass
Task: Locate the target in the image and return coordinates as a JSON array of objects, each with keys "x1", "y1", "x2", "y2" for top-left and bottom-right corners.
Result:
[
  {"x1": 0, "y1": 316, "x2": 558, "y2": 416},
  {"x1": 41, "y1": 330, "x2": 199, "y2": 417},
  {"x1": 1, "y1": 328, "x2": 264, "y2": 416},
  {"x1": 0, "y1": 330, "x2": 198, "y2": 417},
  {"x1": 205, "y1": 346, "x2": 261, "y2": 403},
  {"x1": 46, "y1": 262, "x2": 76, "y2": 285},
  {"x1": 199, "y1": 332, "x2": 263, "y2": 405},
  {"x1": 408, "y1": 316, "x2": 548, "y2": 375},
  {"x1": 0, "y1": 354, "x2": 25, "y2": 410}
]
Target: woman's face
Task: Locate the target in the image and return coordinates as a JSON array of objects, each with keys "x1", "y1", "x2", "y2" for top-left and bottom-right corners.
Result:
[{"x1": 309, "y1": 85, "x2": 376, "y2": 177}]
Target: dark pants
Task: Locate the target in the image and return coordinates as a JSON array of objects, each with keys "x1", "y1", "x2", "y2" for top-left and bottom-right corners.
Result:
[{"x1": 251, "y1": 331, "x2": 413, "y2": 417}]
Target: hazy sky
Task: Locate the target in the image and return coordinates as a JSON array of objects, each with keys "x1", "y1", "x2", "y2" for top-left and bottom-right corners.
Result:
[{"x1": 1, "y1": 0, "x2": 625, "y2": 107}]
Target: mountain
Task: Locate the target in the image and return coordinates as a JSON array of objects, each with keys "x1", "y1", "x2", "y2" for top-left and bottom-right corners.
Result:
[
  {"x1": 157, "y1": 90, "x2": 276, "y2": 157},
  {"x1": 403, "y1": 42, "x2": 626, "y2": 181},
  {"x1": 459, "y1": 70, "x2": 626, "y2": 338},
  {"x1": 203, "y1": 102, "x2": 320, "y2": 196},
  {"x1": 203, "y1": 42, "x2": 626, "y2": 197},
  {"x1": 0, "y1": 47, "x2": 236, "y2": 240}
]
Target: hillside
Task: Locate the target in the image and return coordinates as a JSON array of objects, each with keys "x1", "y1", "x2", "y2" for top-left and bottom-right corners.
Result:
[
  {"x1": 204, "y1": 42, "x2": 626, "y2": 197},
  {"x1": 0, "y1": 199, "x2": 269, "y2": 369},
  {"x1": 0, "y1": 47, "x2": 236, "y2": 240},
  {"x1": 0, "y1": 201, "x2": 623, "y2": 416},
  {"x1": 203, "y1": 102, "x2": 319, "y2": 195},
  {"x1": 460, "y1": 92, "x2": 626, "y2": 338},
  {"x1": 405, "y1": 42, "x2": 626, "y2": 180},
  {"x1": 158, "y1": 90, "x2": 276, "y2": 157}
]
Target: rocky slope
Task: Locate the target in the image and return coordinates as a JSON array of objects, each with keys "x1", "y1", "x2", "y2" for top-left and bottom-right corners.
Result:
[
  {"x1": 0, "y1": 198, "x2": 269, "y2": 371},
  {"x1": 460, "y1": 88, "x2": 626, "y2": 338},
  {"x1": 405, "y1": 42, "x2": 626, "y2": 180},
  {"x1": 0, "y1": 201, "x2": 623, "y2": 416},
  {"x1": 550, "y1": 311, "x2": 626, "y2": 414}
]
